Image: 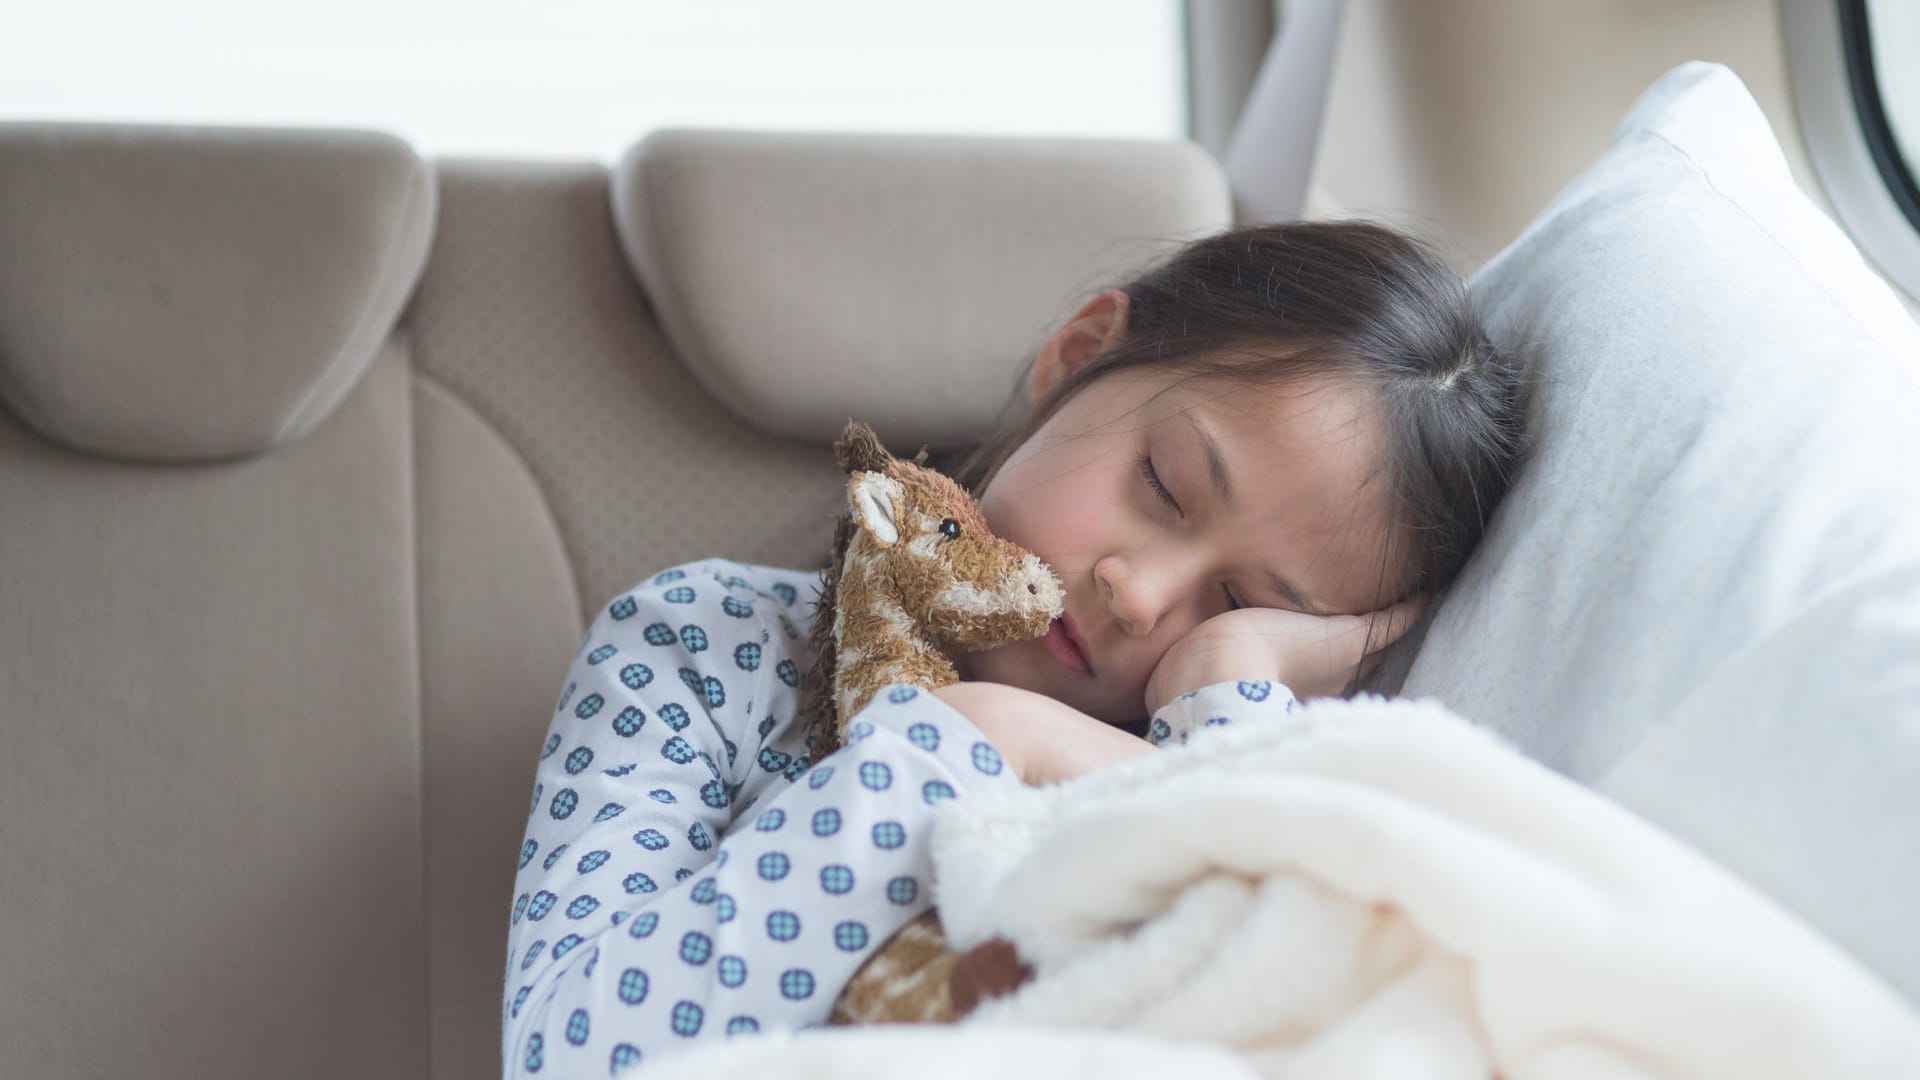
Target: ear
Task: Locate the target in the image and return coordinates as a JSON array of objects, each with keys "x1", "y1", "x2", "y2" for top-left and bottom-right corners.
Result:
[
  {"x1": 849, "y1": 472, "x2": 901, "y2": 546},
  {"x1": 1031, "y1": 288, "x2": 1130, "y2": 404}
]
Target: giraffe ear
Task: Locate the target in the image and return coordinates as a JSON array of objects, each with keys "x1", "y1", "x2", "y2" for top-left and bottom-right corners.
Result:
[{"x1": 850, "y1": 472, "x2": 900, "y2": 546}]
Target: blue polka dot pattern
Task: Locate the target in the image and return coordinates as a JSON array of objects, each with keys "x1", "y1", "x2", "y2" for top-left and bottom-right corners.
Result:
[
  {"x1": 617, "y1": 968, "x2": 649, "y2": 1004},
  {"x1": 653, "y1": 569, "x2": 686, "y2": 584},
  {"x1": 660, "y1": 737, "x2": 696, "y2": 765},
  {"x1": 820, "y1": 865, "x2": 854, "y2": 895},
  {"x1": 505, "y1": 561, "x2": 1034, "y2": 1077},
  {"x1": 1237, "y1": 680, "x2": 1271, "y2": 701},
  {"x1": 779, "y1": 969, "x2": 816, "y2": 1000},
  {"x1": 679, "y1": 931, "x2": 712, "y2": 965},
  {"x1": 524, "y1": 1032, "x2": 543, "y2": 1072},
  {"x1": 886, "y1": 876, "x2": 918, "y2": 905},
  {"x1": 858, "y1": 761, "x2": 892, "y2": 791},
  {"x1": 971, "y1": 742, "x2": 1004, "y2": 776},
  {"x1": 766, "y1": 910, "x2": 800, "y2": 941}
]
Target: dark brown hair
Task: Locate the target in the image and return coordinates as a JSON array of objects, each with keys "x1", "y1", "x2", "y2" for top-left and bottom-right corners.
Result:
[{"x1": 947, "y1": 220, "x2": 1531, "y2": 684}]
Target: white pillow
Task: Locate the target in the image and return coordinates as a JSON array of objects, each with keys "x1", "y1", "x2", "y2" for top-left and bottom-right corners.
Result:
[{"x1": 1402, "y1": 62, "x2": 1920, "y2": 1002}]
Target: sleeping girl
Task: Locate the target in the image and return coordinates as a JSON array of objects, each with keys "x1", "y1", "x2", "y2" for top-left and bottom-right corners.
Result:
[{"x1": 501, "y1": 219, "x2": 1528, "y2": 1076}]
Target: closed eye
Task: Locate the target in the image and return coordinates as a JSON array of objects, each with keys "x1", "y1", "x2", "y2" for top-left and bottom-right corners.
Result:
[{"x1": 1138, "y1": 452, "x2": 1244, "y2": 611}]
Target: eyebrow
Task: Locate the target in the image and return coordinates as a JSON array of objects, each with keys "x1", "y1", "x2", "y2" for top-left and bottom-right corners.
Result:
[{"x1": 1179, "y1": 411, "x2": 1325, "y2": 615}]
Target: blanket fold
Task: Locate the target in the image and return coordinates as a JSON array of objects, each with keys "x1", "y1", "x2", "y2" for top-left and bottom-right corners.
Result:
[{"x1": 928, "y1": 695, "x2": 1920, "y2": 1079}]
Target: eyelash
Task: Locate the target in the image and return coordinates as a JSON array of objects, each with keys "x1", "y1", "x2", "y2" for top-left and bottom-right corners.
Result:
[{"x1": 1136, "y1": 453, "x2": 1244, "y2": 611}]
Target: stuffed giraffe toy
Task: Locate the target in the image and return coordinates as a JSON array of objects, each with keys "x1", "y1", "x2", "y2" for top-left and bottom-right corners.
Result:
[{"x1": 797, "y1": 420, "x2": 1059, "y2": 1025}]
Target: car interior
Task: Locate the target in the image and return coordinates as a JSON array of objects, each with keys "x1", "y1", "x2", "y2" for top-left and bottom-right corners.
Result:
[{"x1": 5, "y1": 2, "x2": 1919, "y2": 1077}]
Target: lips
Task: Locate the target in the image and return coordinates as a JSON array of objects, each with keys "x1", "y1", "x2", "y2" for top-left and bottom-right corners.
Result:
[{"x1": 1045, "y1": 614, "x2": 1093, "y2": 677}]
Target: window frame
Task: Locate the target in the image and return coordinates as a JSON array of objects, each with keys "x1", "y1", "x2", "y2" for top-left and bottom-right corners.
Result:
[{"x1": 1782, "y1": 0, "x2": 1920, "y2": 304}]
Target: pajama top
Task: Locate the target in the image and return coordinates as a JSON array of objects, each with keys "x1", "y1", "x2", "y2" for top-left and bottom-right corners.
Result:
[{"x1": 502, "y1": 558, "x2": 1298, "y2": 1077}]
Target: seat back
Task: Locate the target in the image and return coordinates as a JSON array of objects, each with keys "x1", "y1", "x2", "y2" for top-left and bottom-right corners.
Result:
[{"x1": 0, "y1": 121, "x2": 1228, "y2": 1079}]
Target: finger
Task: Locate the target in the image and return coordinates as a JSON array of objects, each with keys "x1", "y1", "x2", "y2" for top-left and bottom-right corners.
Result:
[{"x1": 1361, "y1": 596, "x2": 1428, "y2": 654}]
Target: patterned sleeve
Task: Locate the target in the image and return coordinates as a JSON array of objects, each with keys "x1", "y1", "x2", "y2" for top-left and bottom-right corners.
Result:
[
  {"x1": 502, "y1": 559, "x2": 1021, "y2": 1077},
  {"x1": 1145, "y1": 678, "x2": 1300, "y2": 748}
]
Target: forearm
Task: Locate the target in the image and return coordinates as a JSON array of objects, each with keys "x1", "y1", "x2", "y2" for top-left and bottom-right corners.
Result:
[{"x1": 931, "y1": 681, "x2": 1155, "y2": 786}]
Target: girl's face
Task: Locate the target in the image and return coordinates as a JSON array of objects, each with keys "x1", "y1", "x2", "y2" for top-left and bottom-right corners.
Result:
[{"x1": 953, "y1": 290, "x2": 1404, "y2": 726}]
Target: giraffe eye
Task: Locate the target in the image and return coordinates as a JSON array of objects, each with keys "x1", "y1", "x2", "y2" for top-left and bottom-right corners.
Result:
[{"x1": 938, "y1": 519, "x2": 961, "y2": 539}]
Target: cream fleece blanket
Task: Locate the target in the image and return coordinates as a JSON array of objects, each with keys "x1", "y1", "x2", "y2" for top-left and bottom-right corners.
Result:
[{"x1": 646, "y1": 694, "x2": 1920, "y2": 1079}]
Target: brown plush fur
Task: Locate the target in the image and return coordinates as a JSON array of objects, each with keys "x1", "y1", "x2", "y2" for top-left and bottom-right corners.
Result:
[{"x1": 802, "y1": 420, "x2": 1062, "y2": 1026}]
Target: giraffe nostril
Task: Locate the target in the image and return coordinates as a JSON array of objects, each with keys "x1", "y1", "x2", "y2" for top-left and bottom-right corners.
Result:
[{"x1": 1027, "y1": 583, "x2": 1037, "y2": 594}]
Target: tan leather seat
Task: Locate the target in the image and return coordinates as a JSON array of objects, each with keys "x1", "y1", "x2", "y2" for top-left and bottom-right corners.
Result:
[{"x1": 0, "y1": 121, "x2": 1227, "y2": 1079}]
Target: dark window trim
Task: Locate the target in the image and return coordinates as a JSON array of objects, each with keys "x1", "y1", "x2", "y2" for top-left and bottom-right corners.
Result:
[{"x1": 1840, "y1": 0, "x2": 1920, "y2": 233}]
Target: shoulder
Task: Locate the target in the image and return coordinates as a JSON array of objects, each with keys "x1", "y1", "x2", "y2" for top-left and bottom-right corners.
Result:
[{"x1": 589, "y1": 558, "x2": 824, "y2": 655}]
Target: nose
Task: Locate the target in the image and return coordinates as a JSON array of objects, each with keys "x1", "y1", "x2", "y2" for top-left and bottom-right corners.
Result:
[{"x1": 1095, "y1": 555, "x2": 1180, "y2": 639}]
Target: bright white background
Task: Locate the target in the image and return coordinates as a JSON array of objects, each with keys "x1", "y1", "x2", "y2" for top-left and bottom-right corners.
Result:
[{"x1": 0, "y1": 0, "x2": 1187, "y2": 161}]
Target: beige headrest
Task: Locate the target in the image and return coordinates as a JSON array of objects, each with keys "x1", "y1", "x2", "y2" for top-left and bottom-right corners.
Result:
[
  {"x1": 611, "y1": 129, "x2": 1231, "y2": 450},
  {"x1": 0, "y1": 122, "x2": 436, "y2": 462}
]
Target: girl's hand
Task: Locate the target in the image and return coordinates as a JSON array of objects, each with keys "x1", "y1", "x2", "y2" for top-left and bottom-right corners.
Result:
[
  {"x1": 929, "y1": 681, "x2": 1155, "y2": 787},
  {"x1": 1143, "y1": 598, "x2": 1426, "y2": 715}
]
